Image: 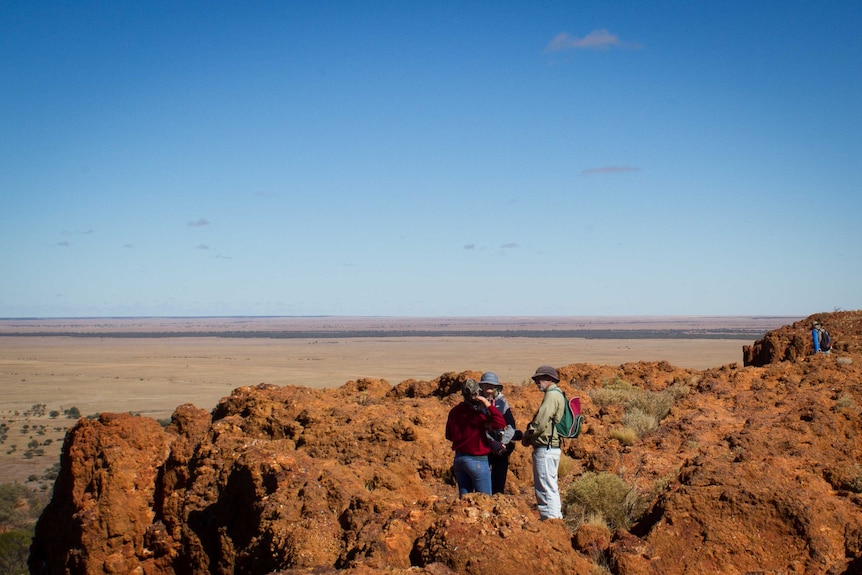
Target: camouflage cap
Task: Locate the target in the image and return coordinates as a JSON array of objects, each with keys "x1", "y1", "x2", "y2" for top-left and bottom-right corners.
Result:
[{"x1": 461, "y1": 378, "x2": 481, "y2": 400}]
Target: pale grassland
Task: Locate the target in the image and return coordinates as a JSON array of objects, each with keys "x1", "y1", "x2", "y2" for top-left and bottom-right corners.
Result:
[
  {"x1": 0, "y1": 336, "x2": 749, "y2": 419},
  {"x1": 0, "y1": 314, "x2": 791, "y2": 485}
]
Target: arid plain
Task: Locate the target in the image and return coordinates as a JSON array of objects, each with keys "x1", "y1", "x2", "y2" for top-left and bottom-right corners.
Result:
[{"x1": 0, "y1": 315, "x2": 798, "y2": 484}]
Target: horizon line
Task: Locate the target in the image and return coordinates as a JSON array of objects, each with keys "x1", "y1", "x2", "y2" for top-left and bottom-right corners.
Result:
[{"x1": 0, "y1": 314, "x2": 810, "y2": 321}]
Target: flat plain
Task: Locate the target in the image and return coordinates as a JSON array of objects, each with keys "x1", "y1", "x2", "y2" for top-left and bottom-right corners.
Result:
[{"x1": 0, "y1": 315, "x2": 798, "y2": 484}]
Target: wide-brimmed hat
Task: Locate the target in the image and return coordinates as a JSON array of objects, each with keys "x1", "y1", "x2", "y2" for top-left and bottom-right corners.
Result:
[
  {"x1": 531, "y1": 365, "x2": 559, "y2": 383},
  {"x1": 479, "y1": 372, "x2": 502, "y2": 387}
]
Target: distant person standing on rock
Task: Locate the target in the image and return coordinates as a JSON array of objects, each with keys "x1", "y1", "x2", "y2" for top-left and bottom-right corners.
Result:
[
  {"x1": 521, "y1": 365, "x2": 566, "y2": 520},
  {"x1": 478, "y1": 372, "x2": 520, "y2": 495},
  {"x1": 446, "y1": 378, "x2": 506, "y2": 496},
  {"x1": 812, "y1": 321, "x2": 832, "y2": 354}
]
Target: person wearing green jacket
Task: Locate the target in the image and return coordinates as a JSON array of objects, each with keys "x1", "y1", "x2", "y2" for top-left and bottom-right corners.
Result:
[{"x1": 521, "y1": 365, "x2": 566, "y2": 520}]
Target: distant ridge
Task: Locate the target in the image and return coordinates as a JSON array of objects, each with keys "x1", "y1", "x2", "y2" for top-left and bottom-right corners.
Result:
[
  {"x1": 0, "y1": 328, "x2": 779, "y2": 340},
  {"x1": 0, "y1": 315, "x2": 803, "y2": 341}
]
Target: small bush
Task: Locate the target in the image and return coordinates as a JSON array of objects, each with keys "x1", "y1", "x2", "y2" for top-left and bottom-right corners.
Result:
[
  {"x1": 823, "y1": 465, "x2": 862, "y2": 493},
  {"x1": 558, "y1": 453, "x2": 577, "y2": 479},
  {"x1": 835, "y1": 395, "x2": 856, "y2": 410},
  {"x1": 0, "y1": 483, "x2": 46, "y2": 527},
  {"x1": 622, "y1": 407, "x2": 659, "y2": 436},
  {"x1": 584, "y1": 512, "x2": 609, "y2": 530},
  {"x1": 0, "y1": 529, "x2": 31, "y2": 575},
  {"x1": 589, "y1": 379, "x2": 689, "y2": 440},
  {"x1": 609, "y1": 427, "x2": 638, "y2": 446},
  {"x1": 564, "y1": 471, "x2": 648, "y2": 531},
  {"x1": 42, "y1": 463, "x2": 60, "y2": 481}
]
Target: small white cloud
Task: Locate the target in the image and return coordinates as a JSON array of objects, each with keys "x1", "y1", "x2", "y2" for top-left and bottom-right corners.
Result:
[
  {"x1": 197, "y1": 244, "x2": 210, "y2": 250},
  {"x1": 581, "y1": 166, "x2": 640, "y2": 175},
  {"x1": 188, "y1": 218, "x2": 210, "y2": 227},
  {"x1": 463, "y1": 244, "x2": 476, "y2": 250},
  {"x1": 546, "y1": 29, "x2": 639, "y2": 52}
]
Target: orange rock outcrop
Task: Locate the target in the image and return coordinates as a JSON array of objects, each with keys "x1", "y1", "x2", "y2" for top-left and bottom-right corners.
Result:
[{"x1": 30, "y1": 312, "x2": 862, "y2": 574}]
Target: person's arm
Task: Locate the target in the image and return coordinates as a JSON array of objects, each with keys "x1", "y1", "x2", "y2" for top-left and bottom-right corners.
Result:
[
  {"x1": 500, "y1": 406, "x2": 516, "y2": 445},
  {"x1": 492, "y1": 396, "x2": 517, "y2": 444},
  {"x1": 486, "y1": 403, "x2": 506, "y2": 431}
]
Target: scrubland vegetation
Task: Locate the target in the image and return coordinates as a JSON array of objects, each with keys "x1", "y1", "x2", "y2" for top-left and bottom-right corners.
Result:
[
  {"x1": 561, "y1": 375, "x2": 691, "y2": 563},
  {"x1": 590, "y1": 377, "x2": 691, "y2": 445},
  {"x1": 0, "y1": 403, "x2": 80, "y2": 574},
  {"x1": 0, "y1": 483, "x2": 48, "y2": 575}
]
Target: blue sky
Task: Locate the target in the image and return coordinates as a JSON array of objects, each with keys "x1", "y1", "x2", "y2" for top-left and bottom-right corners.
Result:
[{"x1": 2, "y1": 1, "x2": 860, "y2": 318}]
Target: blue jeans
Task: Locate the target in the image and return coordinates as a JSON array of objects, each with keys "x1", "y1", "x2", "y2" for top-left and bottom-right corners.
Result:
[
  {"x1": 453, "y1": 453, "x2": 492, "y2": 496},
  {"x1": 532, "y1": 447, "x2": 562, "y2": 519}
]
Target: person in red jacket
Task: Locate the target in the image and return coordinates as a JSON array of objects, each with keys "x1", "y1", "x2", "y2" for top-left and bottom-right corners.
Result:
[{"x1": 445, "y1": 378, "x2": 507, "y2": 495}]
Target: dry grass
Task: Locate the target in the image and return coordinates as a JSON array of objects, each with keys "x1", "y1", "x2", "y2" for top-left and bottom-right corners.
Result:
[
  {"x1": 563, "y1": 471, "x2": 648, "y2": 531},
  {"x1": 591, "y1": 378, "x2": 691, "y2": 444}
]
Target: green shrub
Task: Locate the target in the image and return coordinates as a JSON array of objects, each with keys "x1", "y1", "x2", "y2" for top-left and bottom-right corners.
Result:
[
  {"x1": 622, "y1": 407, "x2": 659, "y2": 436},
  {"x1": 835, "y1": 395, "x2": 856, "y2": 410},
  {"x1": 589, "y1": 379, "x2": 690, "y2": 441},
  {"x1": 0, "y1": 484, "x2": 45, "y2": 528},
  {"x1": 563, "y1": 471, "x2": 648, "y2": 531},
  {"x1": 42, "y1": 463, "x2": 60, "y2": 482},
  {"x1": 609, "y1": 427, "x2": 638, "y2": 446},
  {"x1": 0, "y1": 529, "x2": 30, "y2": 575},
  {"x1": 558, "y1": 453, "x2": 577, "y2": 479},
  {"x1": 584, "y1": 512, "x2": 609, "y2": 530},
  {"x1": 0, "y1": 483, "x2": 49, "y2": 575}
]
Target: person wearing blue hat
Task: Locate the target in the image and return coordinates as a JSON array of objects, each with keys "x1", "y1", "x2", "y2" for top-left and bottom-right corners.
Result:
[{"x1": 478, "y1": 372, "x2": 520, "y2": 494}]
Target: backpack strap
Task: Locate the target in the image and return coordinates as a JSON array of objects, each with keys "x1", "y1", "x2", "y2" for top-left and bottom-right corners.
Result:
[{"x1": 548, "y1": 387, "x2": 566, "y2": 447}]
